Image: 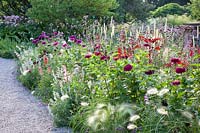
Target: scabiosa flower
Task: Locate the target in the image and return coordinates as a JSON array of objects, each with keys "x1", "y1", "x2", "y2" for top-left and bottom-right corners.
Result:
[
  {"x1": 145, "y1": 70, "x2": 155, "y2": 75},
  {"x1": 171, "y1": 58, "x2": 181, "y2": 64},
  {"x1": 176, "y1": 67, "x2": 186, "y2": 74},
  {"x1": 69, "y1": 35, "x2": 76, "y2": 42},
  {"x1": 62, "y1": 43, "x2": 68, "y2": 48},
  {"x1": 124, "y1": 64, "x2": 133, "y2": 71},
  {"x1": 85, "y1": 53, "x2": 92, "y2": 58},
  {"x1": 171, "y1": 80, "x2": 180, "y2": 86}
]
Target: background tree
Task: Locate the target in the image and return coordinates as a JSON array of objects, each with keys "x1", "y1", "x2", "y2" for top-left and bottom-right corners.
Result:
[
  {"x1": 0, "y1": 0, "x2": 30, "y2": 16},
  {"x1": 147, "y1": 0, "x2": 190, "y2": 8},
  {"x1": 190, "y1": 0, "x2": 200, "y2": 20}
]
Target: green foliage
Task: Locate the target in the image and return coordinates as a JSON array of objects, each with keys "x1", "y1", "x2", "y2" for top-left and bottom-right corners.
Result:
[
  {"x1": 151, "y1": 3, "x2": 188, "y2": 17},
  {"x1": 19, "y1": 68, "x2": 40, "y2": 90},
  {"x1": 190, "y1": 0, "x2": 200, "y2": 20},
  {"x1": 147, "y1": 0, "x2": 190, "y2": 8},
  {"x1": 167, "y1": 14, "x2": 194, "y2": 25},
  {"x1": 0, "y1": 38, "x2": 18, "y2": 58}
]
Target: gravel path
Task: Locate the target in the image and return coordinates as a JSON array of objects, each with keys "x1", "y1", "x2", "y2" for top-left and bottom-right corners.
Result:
[{"x1": 0, "y1": 58, "x2": 71, "y2": 133}]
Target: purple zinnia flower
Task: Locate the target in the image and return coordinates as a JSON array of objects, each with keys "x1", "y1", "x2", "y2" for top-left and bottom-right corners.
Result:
[
  {"x1": 171, "y1": 80, "x2": 180, "y2": 86},
  {"x1": 124, "y1": 64, "x2": 133, "y2": 71},
  {"x1": 145, "y1": 70, "x2": 155, "y2": 75},
  {"x1": 176, "y1": 67, "x2": 186, "y2": 74}
]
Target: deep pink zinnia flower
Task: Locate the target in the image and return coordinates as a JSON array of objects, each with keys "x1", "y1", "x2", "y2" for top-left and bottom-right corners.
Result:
[
  {"x1": 143, "y1": 44, "x2": 150, "y2": 47},
  {"x1": 62, "y1": 43, "x2": 68, "y2": 47},
  {"x1": 124, "y1": 64, "x2": 133, "y2": 71},
  {"x1": 171, "y1": 58, "x2": 181, "y2": 64},
  {"x1": 94, "y1": 51, "x2": 101, "y2": 56},
  {"x1": 145, "y1": 70, "x2": 155, "y2": 75},
  {"x1": 32, "y1": 39, "x2": 39, "y2": 44},
  {"x1": 85, "y1": 53, "x2": 92, "y2": 58},
  {"x1": 171, "y1": 80, "x2": 180, "y2": 86},
  {"x1": 176, "y1": 67, "x2": 186, "y2": 74}
]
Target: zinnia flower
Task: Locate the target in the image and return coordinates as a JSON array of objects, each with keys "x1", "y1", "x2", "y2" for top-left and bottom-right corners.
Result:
[
  {"x1": 124, "y1": 64, "x2": 133, "y2": 71},
  {"x1": 171, "y1": 58, "x2": 181, "y2": 64},
  {"x1": 53, "y1": 41, "x2": 58, "y2": 46},
  {"x1": 69, "y1": 35, "x2": 76, "y2": 41},
  {"x1": 100, "y1": 55, "x2": 110, "y2": 61},
  {"x1": 32, "y1": 39, "x2": 39, "y2": 44},
  {"x1": 94, "y1": 51, "x2": 101, "y2": 56},
  {"x1": 41, "y1": 41, "x2": 46, "y2": 45},
  {"x1": 76, "y1": 39, "x2": 82, "y2": 44},
  {"x1": 176, "y1": 67, "x2": 186, "y2": 74},
  {"x1": 171, "y1": 80, "x2": 180, "y2": 86},
  {"x1": 145, "y1": 70, "x2": 155, "y2": 75},
  {"x1": 85, "y1": 53, "x2": 92, "y2": 58}
]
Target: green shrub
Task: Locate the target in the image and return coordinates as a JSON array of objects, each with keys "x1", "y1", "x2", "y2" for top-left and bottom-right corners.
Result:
[
  {"x1": 0, "y1": 38, "x2": 18, "y2": 58},
  {"x1": 151, "y1": 3, "x2": 188, "y2": 18}
]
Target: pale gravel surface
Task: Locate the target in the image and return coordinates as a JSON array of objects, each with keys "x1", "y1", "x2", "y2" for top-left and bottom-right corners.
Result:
[{"x1": 0, "y1": 58, "x2": 71, "y2": 133}]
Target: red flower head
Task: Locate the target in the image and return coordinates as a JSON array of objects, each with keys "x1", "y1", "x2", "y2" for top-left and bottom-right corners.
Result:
[
  {"x1": 145, "y1": 70, "x2": 155, "y2": 75},
  {"x1": 124, "y1": 64, "x2": 133, "y2": 71},
  {"x1": 171, "y1": 80, "x2": 180, "y2": 86},
  {"x1": 94, "y1": 51, "x2": 101, "y2": 56},
  {"x1": 100, "y1": 55, "x2": 110, "y2": 61},
  {"x1": 176, "y1": 67, "x2": 186, "y2": 74},
  {"x1": 171, "y1": 58, "x2": 181, "y2": 64}
]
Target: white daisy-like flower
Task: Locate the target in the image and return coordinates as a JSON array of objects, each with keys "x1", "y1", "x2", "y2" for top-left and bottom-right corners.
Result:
[
  {"x1": 127, "y1": 124, "x2": 137, "y2": 130},
  {"x1": 157, "y1": 88, "x2": 169, "y2": 96},
  {"x1": 157, "y1": 107, "x2": 168, "y2": 115},
  {"x1": 80, "y1": 102, "x2": 89, "y2": 107},
  {"x1": 60, "y1": 94, "x2": 69, "y2": 101},
  {"x1": 147, "y1": 88, "x2": 158, "y2": 95},
  {"x1": 129, "y1": 115, "x2": 140, "y2": 122}
]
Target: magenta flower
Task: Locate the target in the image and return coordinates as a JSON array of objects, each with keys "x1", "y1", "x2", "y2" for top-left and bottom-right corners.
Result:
[
  {"x1": 85, "y1": 53, "x2": 92, "y2": 58},
  {"x1": 143, "y1": 44, "x2": 150, "y2": 47},
  {"x1": 176, "y1": 67, "x2": 186, "y2": 74},
  {"x1": 171, "y1": 80, "x2": 180, "y2": 86},
  {"x1": 124, "y1": 64, "x2": 133, "y2": 71},
  {"x1": 100, "y1": 55, "x2": 110, "y2": 61},
  {"x1": 145, "y1": 70, "x2": 155, "y2": 75},
  {"x1": 94, "y1": 51, "x2": 101, "y2": 56},
  {"x1": 171, "y1": 58, "x2": 181, "y2": 64},
  {"x1": 62, "y1": 43, "x2": 68, "y2": 47}
]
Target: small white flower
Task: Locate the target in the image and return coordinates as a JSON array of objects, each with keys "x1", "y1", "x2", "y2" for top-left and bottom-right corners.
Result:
[
  {"x1": 147, "y1": 88, "x2": 158, "y2": 95},
  {"x1": 129, "y1": 115, "x2": 140, "y2": 122},
  {"x1": 157, "y1": 88, "x2": 169, "y2": 96},
  {"x1": 80, "y1": 102, "x2": 89, "y2": 106},
  {"x1": 181, "y1": 111, "x2": 193, "y2": 120},
  {"x1": 127, "y1": 124, "x2": 137, "y2": 130},
  {"x1": 60, "y1": 94, "x2": 69, "y2": 101},
  {"x1": 157, "y1": 107, "x2": 168, "y2": 115},
  {"x1": 198, "y1": 120, "x2": 200, "y2": 126},
  {"x1": 96, "y1": 103, "x2": 106, "y2": 109}
]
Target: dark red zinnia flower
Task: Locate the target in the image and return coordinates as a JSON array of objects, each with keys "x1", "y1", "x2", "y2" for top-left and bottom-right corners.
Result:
[
  {"x1": 171, "y1": 58, "x2": 181, "y2": 64},
  {"x1": 41, "y1": 41, "x2": 46, "y2": 45},
  {"x1": 171, "y1": 80, "x2": 180, "y2": 86},
  {"x1": 145, "y1": 70, "x2": 155, "y2": 75},
  {"x1": 94, "y1": 51, "x2": 101, "y2": 56},
  {"x1": 85, "y1": 53, "x2": 92, "y2": 58},
  {"x1": 176, "y1": 67, "x2": 186, "y2": 74},
  {"x1": 124, "y1": 64, "x2": 133, "y2": 71},
  {"x1": 143, "y1": 44, "x2": 150, "y2": 47},
  {"x1": 100, "y1": 55, "x2": 110, "y2": 61}
]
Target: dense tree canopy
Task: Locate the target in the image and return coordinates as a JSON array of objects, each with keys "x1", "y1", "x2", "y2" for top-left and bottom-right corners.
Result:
[
  {"x1": 147, "y1": 0, "x2": 190, "y2": 8},
  {"x1": 190, "y1": 0, "x2": 200, "y2": 20}
]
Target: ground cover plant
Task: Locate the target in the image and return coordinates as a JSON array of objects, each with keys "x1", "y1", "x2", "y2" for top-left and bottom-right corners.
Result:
[{"x1": 16, "y1": 19, "x2": 200, "y2": 132}]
